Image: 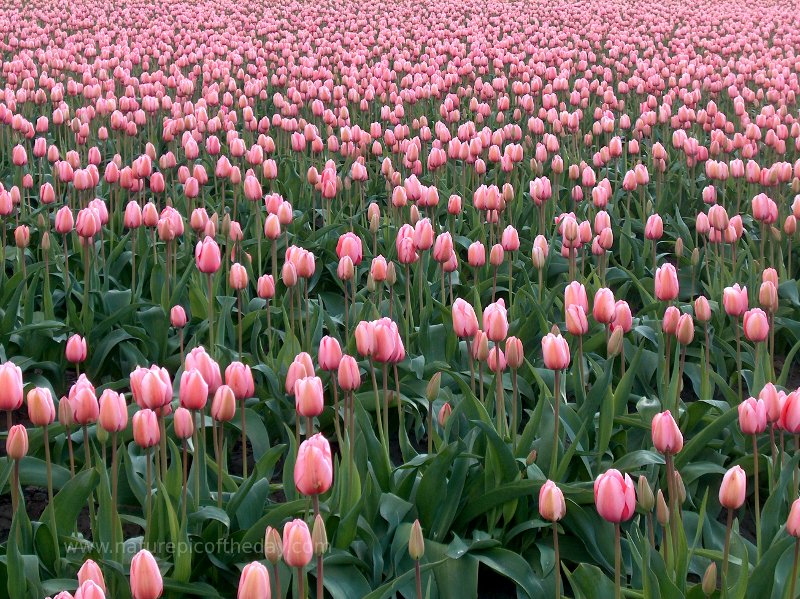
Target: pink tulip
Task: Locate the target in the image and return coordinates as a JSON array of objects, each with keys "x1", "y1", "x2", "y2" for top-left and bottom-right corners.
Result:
[
  {"x1": 743, "y1": 308, "x2": 769, "y2": 342},
  {"x1": 294, "y1": 433, "x2": 333, "y2": 496},
  {"x1": 723, "y1": 284, "x2": 748, "y2": 317},
  {"x1": 654, "y1": 264, "x2": 679, "y2": 302},
  {"x1": 237, "y1": 562, "x2": 271, "y2": 599},
  {"x1": 130, "y1": 549, "x2": 163, "y2": 599},
  {"x1": 483, "y1": 299, "x2": 508, "y2": 342},
  {"x1": 719, "y1": 466, "x2": 746, "y2": 510},
  {"x1": 318, "y1": 336, "x2": 343, "y2": 371},
  {"x1": 66, "y1": 334, "x2": 88, "y2": 363},
  {"x1": 594, "y1": 469, "x2": 636, "y2": 522},
  {"x1": 295, "y1": 376, "x2": 324, "y2": 417},
  {"x1": 539, "y1": 480, "x2": 566, "y2": 522},
  {"x1": 738, "y1": 397, "x2": 767, "y2": 435},
  {"x1": 26, "y1": 387, "x2": 55, "y2": 427},
  {"x1": 541, "y1": 333, "x2": 570, "y2": 370},
  {"x1": 225, "y1": 362, "x2": 255, "y2": 399},
  {"x1": 195, "y1": 236, "x2": 222, "y2": 274},
  {"x1": 6, "y1": 424, "x2": 28, "y2": 460},
  {"x1": 283, "y1": 519, "x2": 313, "y2": 568},
  {"x1": 592, "y1": 288, "x2": 615, "y2": 324},
  {"x1": 651, "y1": 411, "x2": 683, "y2": 454}
]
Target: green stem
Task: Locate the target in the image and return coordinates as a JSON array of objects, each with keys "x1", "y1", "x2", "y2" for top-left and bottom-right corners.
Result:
[
  {"x1": 550, "y1": 370, "x2": 561, "y2": 479},
  {"x1": 614, "y1": 522, "x2": 621, "y2": 599}
]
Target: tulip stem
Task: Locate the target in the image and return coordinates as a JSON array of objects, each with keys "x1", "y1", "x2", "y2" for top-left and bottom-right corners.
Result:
[
  {"x1": 369, "y1": 361, "x2": 387, "y2": 455},
  {"x1": 207, "y1": 273, "x2": 215, "y2": 354},
  {"x1": 145, "y1": 446, "x2": 152, "y2": 545},
  {"x1": 241, "y1": 398, "x2": 248, "y2": 479},
  {"x1": 415, "y1": 559, "x2": 422, "y2": 599},
  {"x1": 735, "y1": 324, "x2": 742, "y2": 401},
  {"x1": 297, "y1": 566, "x2": 306, "y2": 599},
  {"x1": 111, "y1": 431, "x2": 119, "y2": 558},
  {"x1": 181, "y1": 439, "x2": 188, "y2": 526},
  {"x1": 159, "y1": 414, "x2": 168, "y2": 482},
  {"x1": 237, "y1": 290, "x2": 243, "y2": 359},
  {"x1": 550, "y1": 370, "x2": 561, "y2": 479},
  {"x1": 665, "y1": 454, "x2": 679, "y2": 568},
  {"x1": 495, "y1": 345, "x2": 506, "y2": 439},
  {"x1": 553, "y1": 521, "x2": 561, "y2": 599},
  {"x1": 83, "y1": 425, "x2": 96, "y2": 532},
  {"x1": 790, "y1": 539, "x2": 799, "y2": 599},
  {"x1": 273, "y1": 563, "x2": 282, "y2": 599},
  {"x1": 614, "y1": 522, "x2": 621, "y2": 599},
  {"x1": 722, "y1": 509, "x2": 733, "y2": 596},
  {"x1": 382, "y1": 363, "x2": 390, "y2": 450},
  {"x1": 753, "y1": 435, "x2": 761, "y2": 560},
  {"x1": 466, "y1": 339, "x2": 475, "y2": 393},
  {"x1": 331, "y1": 381, "x2": 343, "y2": 451},
  {"x1": 44, "y1": 425, "x2": 59, "y2": 550},
  {"x1": 317, "y1": 553, "x2": 324, "y2": 599},
  {"x1": 65, "y1": 423, "x2": 75, "y2": 476},
  {"x1": 215, "y1": 419, "x2": 223, "y2": 508},
  {"x1": 675, "y1": 347, "x2": 686, "y2": 415},
  {"x1": 511, "y1": 368, "x2": 519, "y2": 451},
  {"x1": 10, "y1": 459, "x2": 19, "y2": 521}
]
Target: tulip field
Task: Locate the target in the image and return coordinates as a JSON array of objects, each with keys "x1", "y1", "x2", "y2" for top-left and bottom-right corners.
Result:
[{"x1": 4, "y1": 0, "x2": 800, "y2": 597}]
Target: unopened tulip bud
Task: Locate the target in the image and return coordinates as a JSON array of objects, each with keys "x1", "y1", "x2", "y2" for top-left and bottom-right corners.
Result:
[
  {"x1": 673, "y1": 470, "x2": 686, "y2": 504},
  {"x1": 526, "y1": 449, "x2": 538, "y2": 465},
  {"x1": 702, "y1": 563, "x2": 717, "y2": 596},
  {"x1": 386, "y1": 262, "x2": 397, "y2": 285},
  {"x1": 675, "y1": 238, "x2": 684, "y2": 257},
  {"x1": 42, "y1": 231, "x2": 51, "y2": 251},
  {"x1": 437, "y1": 403, "x2": 452, "y2": 427},
  {"x1": 691, "y1": 248, "x2": 700, "y2": 265},
  {"x1": 607, "y1": 326, "x2": 624, "y2": 357},
  {"x1": 637, "y1": 476, "x2": 654, "y2": 511},
  {"x1": 656, "y1": 490, "x2": 669, "y2": 525},
  {"x1": 408, "y1": 520, "x2": 425, "y2": 560},
  {"x1": 264, "y1": 526, "x2": 282, "y2": 564},
  {"x1": 312, "y1": 514, "x2": 328, "y2": 555},
  {"x1": 426, "y1": 373, "x2": 441, "y2": 402},
  {"x1": 6, "y1": 424, "x2": 28, "y2": 460}
]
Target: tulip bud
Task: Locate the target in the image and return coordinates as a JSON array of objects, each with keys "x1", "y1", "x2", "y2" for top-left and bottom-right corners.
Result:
[
  {"x1": 408, "y1": 519, "x2": 425, "y2": 560},
  {"x1": 386, "y1": 262, "x2": 397, "y2": 285},
  {"x1": 674, "y1": 237, "x2": 684, "y2": 257},
  {"x1": 312, "y1": 513, "x2": 328, "y2": 556},
  {"x1": 637, "y1": 476, "x2": 654, "y2": 511},
  {"x1": 526, "y1": 449, "x2": 538, "y2": 465},
  {"x1": 426, "y1": 373, "x2": 441, "y2": 403},
  {"x1": 265, "y1": 526, "x2": 282, "y2": 564},
  {"x1": 702, "y1": 563, "x2": 717, "y2": 596},
  {"x1": 6, "y1": 424, "x2": 28, "y2": 460},
  {"x1": 674, "y1": 470, "x2": 686, "y2": 504},
  {"x1": 656, "y1": 489, "x2": 669, "y2": 525},
  {"x1": 607, "y1": 326, "x2": 624, "y2": 357},
  {"x1": 691, "y1": 247, "x2": 700, "y2": 265}
]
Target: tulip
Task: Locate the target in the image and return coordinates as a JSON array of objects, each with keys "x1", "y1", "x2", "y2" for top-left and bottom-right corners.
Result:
[
  {"x1": 78, "y1": 560, "x2": 106, "y2": 592},
  {"x1": 743, "y1": 308, "x2": 769, "y2": 342},
  {"x1": 542, "y1": 332, "x2": 570, "y2": 475},
  {"x1": 654, "y1": 263, "x2": 679, "y2": 301},
  {"x1": 719, "y1": 465, "x2": 747, "y2": 588},
  {"x1": 185, "y1": 347, "x2": 222, "y2": 392},
  {"x1": 652, "y1": 411, "x2": 683, "y2": 455},
  {"x1": 238, "y1": 562, "x2": 271, "y2": 599},
  {"x1": 130, "y1": 550, "x2": 163, "y2": 599},
  {"x1": 592, "y1": 288, "x2": 615, "y2": 324},
  {"x1": 133, "y1": 409, "x2": 160, "y2": 449},
  {"x1": 483, "y1": 299, "x2": 508, "y2": 342},
  {"x1": 283, "y1": 518, "x2": 313, "y2": 599},
  {"x1": 0, "y1": 361, "x2": 23, "y2": 427},
  {"x1": 295, "y1": 376, "x2": 324, "y2": 419},
  {"x1": 595, "y1": 469, "x2": 635, "y2": 599}
]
